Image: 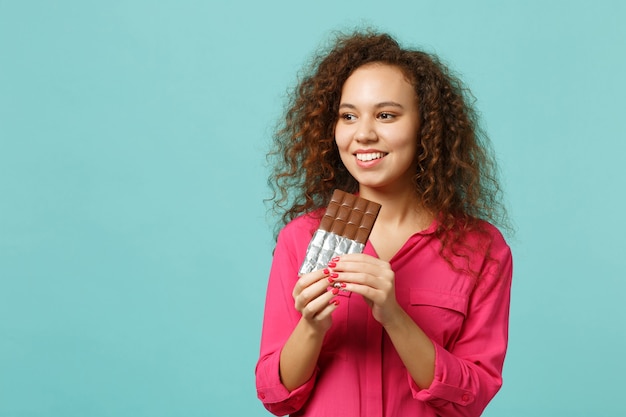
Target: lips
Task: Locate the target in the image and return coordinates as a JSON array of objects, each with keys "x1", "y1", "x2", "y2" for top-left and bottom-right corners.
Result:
[{"x1": 355, "y1": 152, "x2": 387, "y2": 162}]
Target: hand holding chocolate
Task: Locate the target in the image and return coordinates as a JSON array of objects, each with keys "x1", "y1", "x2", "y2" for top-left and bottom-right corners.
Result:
[{"x1": 299, "y1": 190, "x2": 381, "y2": 275}]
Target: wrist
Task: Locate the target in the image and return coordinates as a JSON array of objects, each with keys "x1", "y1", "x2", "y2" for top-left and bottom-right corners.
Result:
[
  {"x1": 298, "y1": 316, "x2": 330, "y2": 339},
  {"x1": 379, "y1": 303, "x2": 410, "y2": 331}
]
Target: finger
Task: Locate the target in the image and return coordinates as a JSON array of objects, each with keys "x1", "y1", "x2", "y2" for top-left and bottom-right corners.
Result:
[
  {"x1": 329, "y1": 254, "x2": 389, "y2": 273},
  {"x1": 331, "y1": 271, "x2": 394, "y2": 303},
  {"x1": 341, "y1": 280, "x2": 382, "y2": 300},
  {"x1": 332, "y1": 252, "x2": 383, "y2": 265},
  {"x1": 331, "y1": 271, "x2": 377, "y2": 287},
  {"x1": 300, "y1": 288, "x2": 337, "y2": 320},
  {"x1": 312, "y1": 297, "x2": 341, "y2": 321},
  {"x1": 292, "y1": 268, "x2": 328, "y2": 298},
  {"x1": 294, "y1": 274, "x2": 336, "y2": 312}
]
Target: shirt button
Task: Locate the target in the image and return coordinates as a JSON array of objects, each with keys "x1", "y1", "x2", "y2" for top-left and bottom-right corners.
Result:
[
  {"x1": 462, "y1": 394, "x2": 470, "y2": 402},
  {"x1": 259, "y1": 392, "x2": 266, "y2": 399}
]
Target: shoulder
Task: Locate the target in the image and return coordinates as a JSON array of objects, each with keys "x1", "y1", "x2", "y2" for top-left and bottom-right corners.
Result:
[
  {"x1": 475, "y1": 220, "x2": 509, "y2": 250},
  {"x1": 469, "y1": 220, "x2": 513, "y2": 287},
  {"x1": 444, "y1": 219, "x2": 512, "y2": 278},
  {"x1": 275, "y1": 210, "x2": 324, "y2": 249},
  {"x1": 280, "y1": 211, "x2": 322, "y2": 236},
  {"x1": 460, "y1": 219, "x2": 510, "y2": 255},
  {"x1": 480, "y1": 221, "x2": 511, "y2": 264}
]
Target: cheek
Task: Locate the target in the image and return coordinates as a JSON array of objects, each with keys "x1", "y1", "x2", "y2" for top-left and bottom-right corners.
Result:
[
  {"x1": 333, "y1": 135, "x2": 352, "y2": 166},
  {"x1": 389, "y1": 125, "x2": 419, "y2": 150},
  {"x1": 334, "y1": 127, "x2": 350, "y2": 150}
]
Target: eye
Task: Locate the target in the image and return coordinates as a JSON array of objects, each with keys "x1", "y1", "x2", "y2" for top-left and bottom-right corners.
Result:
[
  {"x1": 378, "y1": 112, "x2": 395, "y2": 120},
  {"x1": 340, "y1": 113, "x2": 357, "y2": 121}
]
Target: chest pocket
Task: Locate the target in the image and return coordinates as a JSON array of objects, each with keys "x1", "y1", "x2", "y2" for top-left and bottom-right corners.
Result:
[{"x1": 409, "y1": 288, "x2": 469, "y2": 348}]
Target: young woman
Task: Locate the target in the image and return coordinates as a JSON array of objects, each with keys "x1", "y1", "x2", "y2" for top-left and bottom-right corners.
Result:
[{"x1": 256, "y1": 30, "x2": 513, "y2": 417}]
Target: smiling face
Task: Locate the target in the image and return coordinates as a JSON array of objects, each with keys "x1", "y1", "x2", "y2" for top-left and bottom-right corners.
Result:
[{"x1": 334, "y1": 63, "x2": 421, "y2": 196}]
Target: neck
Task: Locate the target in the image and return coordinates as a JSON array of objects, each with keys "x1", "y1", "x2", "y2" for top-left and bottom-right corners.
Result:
[{"x1": 358, "y1": 186, "x2": 433, "y2": 231}]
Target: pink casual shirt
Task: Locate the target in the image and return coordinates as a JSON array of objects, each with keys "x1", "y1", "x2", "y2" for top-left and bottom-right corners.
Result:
[{"x1": 256, "y1": 212, "x2": 512, "y2": 417}]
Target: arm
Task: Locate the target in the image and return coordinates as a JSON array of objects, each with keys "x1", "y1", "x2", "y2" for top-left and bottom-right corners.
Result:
[
  {"x1": 381, "y1": 304, "x2": 436, "y2": 389},
  {"x1": 255, "y1": 222, "x2": 339, "y2": 415},
  {"x1": 279, "y1": 268, "x2": 337, "y2": 390},
  {"x1": 410, "y1": 244, "x2": 513, "y2": 415},
  {"x1": 331, "y1": 238, "x2": 513, "y2": 416}
]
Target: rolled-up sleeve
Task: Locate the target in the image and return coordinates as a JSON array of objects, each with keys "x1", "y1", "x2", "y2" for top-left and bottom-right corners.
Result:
[
  {"x1": 409, "y1": 241, "x2": 513, "y2": 416},
  {"x1": 256, "y1": 349, "x2": 318, "y2": 415},
  {"x1": 255, "y1": 221, "x2": 317, "y2": 415}
]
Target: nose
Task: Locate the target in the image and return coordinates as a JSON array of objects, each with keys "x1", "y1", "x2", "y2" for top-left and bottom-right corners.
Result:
[{"x1": 355, "y1": 117, "x2": 377, "y2": 142}]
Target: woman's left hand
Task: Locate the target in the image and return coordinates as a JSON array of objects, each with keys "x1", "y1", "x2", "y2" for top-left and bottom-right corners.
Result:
[
  {"x1": 327, "y1": 253, "x2": 402, "y2": 326},
  {"x1": 330, "y1": 253, "x2": 436, "y2": 389}
]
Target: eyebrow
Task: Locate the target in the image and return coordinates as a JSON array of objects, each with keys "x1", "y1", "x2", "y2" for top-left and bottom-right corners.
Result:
[{"x1": 339, "y1": 101, "x2": 405, "y2": 110}]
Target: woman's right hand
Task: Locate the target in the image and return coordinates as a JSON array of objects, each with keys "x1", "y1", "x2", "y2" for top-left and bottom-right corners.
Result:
[
  {"x1": 279, "y1": 267, "x2": 340, "y2": 390},
  {"x1": 292, "y1": 267, "x2": 339, "y2": 335}
]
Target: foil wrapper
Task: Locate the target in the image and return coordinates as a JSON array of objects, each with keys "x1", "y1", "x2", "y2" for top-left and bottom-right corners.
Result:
[{"x1": 298, "y1": 230, "x2": 365, "y2": 275}]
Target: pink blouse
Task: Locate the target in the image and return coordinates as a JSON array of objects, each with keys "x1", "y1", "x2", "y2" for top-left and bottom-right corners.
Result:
[{"x1": 256, "y1": 212, "x2": 512, "y2": 416}]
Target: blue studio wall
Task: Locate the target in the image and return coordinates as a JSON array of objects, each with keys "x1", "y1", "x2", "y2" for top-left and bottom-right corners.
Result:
[{"x1": 1, "y1": 1, "x2": 625, "y2": 416}]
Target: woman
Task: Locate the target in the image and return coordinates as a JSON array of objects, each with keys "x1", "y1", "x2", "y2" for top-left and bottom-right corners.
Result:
[{"x1": 256, "y1": 30, "x2": 513, "y2": 417}]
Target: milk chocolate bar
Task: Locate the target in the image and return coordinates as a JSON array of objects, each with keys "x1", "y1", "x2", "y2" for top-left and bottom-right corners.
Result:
[{"x1": 299, "y1": 190, "x2": 381, "y2": 275}]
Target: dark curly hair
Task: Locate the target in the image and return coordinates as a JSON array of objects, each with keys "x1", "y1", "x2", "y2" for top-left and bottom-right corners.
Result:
[{"x1": 267, "y1": 30, "x2": 510, "y2": 273}]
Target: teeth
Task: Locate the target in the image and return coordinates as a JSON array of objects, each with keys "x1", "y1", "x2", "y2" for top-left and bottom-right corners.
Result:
[{"x1": 356, "y1": 152, "x2": 385, "y2": 162}]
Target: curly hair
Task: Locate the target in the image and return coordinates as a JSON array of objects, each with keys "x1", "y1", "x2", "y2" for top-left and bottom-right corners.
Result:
[{"x1": 267, "y1": 30, "x2": 510, "y2": 272}]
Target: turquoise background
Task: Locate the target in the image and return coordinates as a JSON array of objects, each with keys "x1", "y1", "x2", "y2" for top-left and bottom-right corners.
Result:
[{"x1": 1, "y1": 0, "x2": 625, "y2": 416}]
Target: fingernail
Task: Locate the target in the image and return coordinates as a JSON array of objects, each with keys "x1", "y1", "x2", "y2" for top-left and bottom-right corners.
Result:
[
  {"x1": 332, "y1": 288, "x2": 339, "y2": 295},
  {"x1": 331, "y1": 257, "x2": 340, "y2": 262},
  {"x1": 340, "y1": 283, "x2": 347, "y2": 288},
  {"x1": 323, "y1": 268, "x2": 330, "y2": 275},
  {"x1": 331, "y1": 299, "x2": 340, "y2": 306},
  {"x1": 330, "y1": 273, "x2": 339, "y2": 278},
  {"x1": 327, "y1": 277, "x2": 334, "y2": 283},
  {"x1": 327, "y1": 261, "x2": 336, "y2": 268}
]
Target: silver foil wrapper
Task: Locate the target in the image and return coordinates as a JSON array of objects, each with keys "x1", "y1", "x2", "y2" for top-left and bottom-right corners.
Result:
[{"x1": 298, "y1": 229, "x2": 365, "y2": 275}]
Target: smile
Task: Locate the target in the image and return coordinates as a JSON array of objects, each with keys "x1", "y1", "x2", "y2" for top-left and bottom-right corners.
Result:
[{"x1": 355, "y1": 152, "x2": 387, "y2": 162}]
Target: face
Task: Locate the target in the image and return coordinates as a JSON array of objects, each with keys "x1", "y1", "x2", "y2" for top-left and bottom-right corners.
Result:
[{"x1": 335, "y1": 63, "x2": 421, "y2": 195}]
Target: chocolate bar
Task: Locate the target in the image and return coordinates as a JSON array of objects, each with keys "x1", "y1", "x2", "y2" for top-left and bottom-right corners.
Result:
[{"x1": 299, "y1": 190, "x2": 381, "y2": 275}]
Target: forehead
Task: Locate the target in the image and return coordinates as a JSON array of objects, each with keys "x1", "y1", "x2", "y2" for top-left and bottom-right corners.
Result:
[{"x1": 340, "y1": 63, "x2": 416, "y2": 102}]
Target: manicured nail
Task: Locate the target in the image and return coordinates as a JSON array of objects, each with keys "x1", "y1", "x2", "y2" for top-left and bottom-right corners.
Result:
[
  {"x1": 327, "y1": 262, "x2": 336, "y2": 268},
  {"x1": 330, "y1": 299, "x2": 340, "y2": 306},
  {"x1": 330, "y1": 273, "x2": 339, "y2": 278},
  {"x1": 331, "y1": 257, "x2": 340, "y2": 262},
  {"x1": 332, "y1": 288, "x2": 339, "y2": 295},
  {"x1": 327, "y1": 277, "x2": 334, "y2": 283},
  {"x1": 340, "y1": 283, "x2": 347, "y2": 288},
  {"x1": 323, "y1": 268, "x2": 330, "y2": 275}
]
